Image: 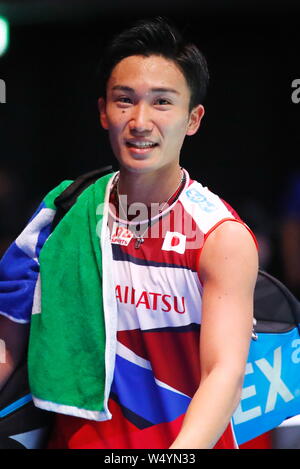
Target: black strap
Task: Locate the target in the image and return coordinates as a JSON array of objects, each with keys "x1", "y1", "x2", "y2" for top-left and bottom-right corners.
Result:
[
  {"x1": 51, "y1": 165, "x2": 113, "y2": 231},
  {"x1": 254, "y1": 269, "x2": 300, "y2": 335}
]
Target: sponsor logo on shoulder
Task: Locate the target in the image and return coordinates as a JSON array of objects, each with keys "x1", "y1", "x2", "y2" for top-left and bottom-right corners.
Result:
[
  {"x1": 162, "y1": 231, "x2": 186, "y2": 254},
  {"x1": 111, "y1": 224, "x2": 134, "y2": 246},
  {"x1": 186, "y1": 188, "x2": 217, "y2": 213}
]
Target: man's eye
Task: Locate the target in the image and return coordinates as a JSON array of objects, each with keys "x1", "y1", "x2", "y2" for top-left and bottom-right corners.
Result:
[
  {"x1": 117, "y1": 97, "x2": 132, "y2": 104},
  {"x1": 155, "y1": 98, "x2": 171, "y2": 106}
]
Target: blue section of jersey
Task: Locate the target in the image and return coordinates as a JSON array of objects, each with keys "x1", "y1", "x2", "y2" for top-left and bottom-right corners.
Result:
[
  {"x1": 111, "y1": 354, "x2": 191, "y2": 424},
  {"x1": 112, "y1": 244, "x2": 196, "y2": 271},
  {"x1": 233, "y1": 327, "x2": 300, "y2": 444}
]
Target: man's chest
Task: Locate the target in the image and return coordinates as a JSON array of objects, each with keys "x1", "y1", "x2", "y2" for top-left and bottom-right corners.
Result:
[{"x1": 111, "y1": 242, "x2": 203, "y2": 332}]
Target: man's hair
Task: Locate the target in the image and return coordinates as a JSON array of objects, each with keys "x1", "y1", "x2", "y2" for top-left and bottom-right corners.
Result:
[{"x1": 98, "y1": 17, "x2": 209, "y2": 111}]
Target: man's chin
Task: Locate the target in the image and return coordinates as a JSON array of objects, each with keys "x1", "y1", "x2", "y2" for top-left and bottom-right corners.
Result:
[{"x1": 117, "y1": 154, "x2": 159, "y2": 174}]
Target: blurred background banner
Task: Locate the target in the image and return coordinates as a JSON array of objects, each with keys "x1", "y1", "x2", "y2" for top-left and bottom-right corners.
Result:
[{"x1": 0, "y1": 0, "x2": 300, "y2": 448}]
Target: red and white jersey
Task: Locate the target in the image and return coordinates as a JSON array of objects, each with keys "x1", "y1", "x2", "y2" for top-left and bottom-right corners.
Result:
[
  {"x1": 49, "y1": 169, "x2": 255, "y2": 449},
  {"x1": 109, "y1": 168, "x2": 252, "y2": 331}
]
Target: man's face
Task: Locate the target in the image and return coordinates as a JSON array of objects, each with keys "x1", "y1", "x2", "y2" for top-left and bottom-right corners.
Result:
[{"x1": 99, "y1": 54, "x2": 204, "y2": 174}]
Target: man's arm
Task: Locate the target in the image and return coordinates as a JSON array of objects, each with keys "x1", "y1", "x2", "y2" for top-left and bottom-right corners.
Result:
[
  {"x1": 0, "y1": 316, "x2": 30, "y2": 391},
  {"x1": 169, "y1": 221, "x2": 258, "y2": 449}
]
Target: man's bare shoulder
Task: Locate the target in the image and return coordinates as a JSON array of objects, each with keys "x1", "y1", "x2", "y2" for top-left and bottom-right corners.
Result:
[{"x1": 199, "y1": 220, "x2": 258, "y2": 282}]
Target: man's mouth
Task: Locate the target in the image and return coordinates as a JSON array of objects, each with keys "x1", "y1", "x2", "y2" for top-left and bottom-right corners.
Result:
[{"x1": 125, "y1": 140, "x2": 158, "y2": 149}]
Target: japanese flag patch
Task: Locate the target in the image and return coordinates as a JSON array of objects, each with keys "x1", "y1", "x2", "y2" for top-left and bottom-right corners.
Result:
[{"x1": 162, "y1": 231, "x2": 186, "y2": 254}]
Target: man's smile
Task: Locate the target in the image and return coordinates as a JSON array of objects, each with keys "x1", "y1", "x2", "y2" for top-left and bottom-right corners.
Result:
[{"x1": 125, "y1": 139, "x2": 159, "y2": 154}]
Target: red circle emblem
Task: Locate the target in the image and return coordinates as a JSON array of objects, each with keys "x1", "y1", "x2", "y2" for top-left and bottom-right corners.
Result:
[{"x1": 171, "y1": 236, "x2": 180, "y2": 247}]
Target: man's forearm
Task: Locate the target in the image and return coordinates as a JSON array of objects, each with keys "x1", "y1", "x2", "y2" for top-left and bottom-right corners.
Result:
[{"x1": 169, "y1": 367, "x2": 243, "y2": 449}]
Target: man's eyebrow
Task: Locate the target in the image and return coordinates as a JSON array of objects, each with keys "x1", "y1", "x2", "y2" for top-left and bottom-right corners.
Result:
[
  {"x1": 111, "y1": 85, "x2": 179, "y2": 94},
  {"x1": 151, "y1": 87, "x2": 179, "y2": 95},
  {"x1": 112, "y1": 85, "x2": 134, "y2": 92}
]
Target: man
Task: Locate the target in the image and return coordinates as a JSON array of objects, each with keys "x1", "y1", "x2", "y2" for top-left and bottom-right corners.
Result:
[{"x1": 0, "y1": 18, "x2": 258, "y2": 449}]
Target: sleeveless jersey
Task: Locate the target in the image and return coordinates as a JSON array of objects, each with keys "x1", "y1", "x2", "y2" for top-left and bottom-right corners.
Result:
[{"x1": 49, "y1": 169, "x2": 257, "y2": 449}]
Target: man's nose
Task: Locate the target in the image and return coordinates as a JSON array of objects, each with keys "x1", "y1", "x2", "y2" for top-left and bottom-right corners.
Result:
[{"x1": 129, "y1": 103, "x2": 153, "y2": 133}]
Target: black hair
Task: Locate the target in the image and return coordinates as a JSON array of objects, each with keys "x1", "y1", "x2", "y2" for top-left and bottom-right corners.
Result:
[{"x1": 98, "y1": 17, "x2": 209, "y2": 111}]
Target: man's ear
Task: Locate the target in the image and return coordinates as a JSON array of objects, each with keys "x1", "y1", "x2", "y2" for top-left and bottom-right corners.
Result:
[
  {"x1": 98, "y1": 97, "x2": 109, "y2": 130},
  {"x1": 186, "y1": 105, "x2": 205, "y2": 136}
]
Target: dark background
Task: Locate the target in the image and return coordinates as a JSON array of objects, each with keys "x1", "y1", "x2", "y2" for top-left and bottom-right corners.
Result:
[{"x1": 0, "y1": 0, "x2": 299, "y2": 280}]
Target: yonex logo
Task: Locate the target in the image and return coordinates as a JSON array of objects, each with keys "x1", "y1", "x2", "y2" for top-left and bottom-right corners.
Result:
[
  {"x1": 234, "y1": 345, "x2": 298, "y2": 426},
  {"x1": 186, "y1": 188, "x2": 217, "y2": 212}
]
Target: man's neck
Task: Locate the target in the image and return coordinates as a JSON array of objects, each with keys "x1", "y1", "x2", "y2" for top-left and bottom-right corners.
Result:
[{"x1": 117, "y1": 165, "x2": 183, "y2": 207}]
